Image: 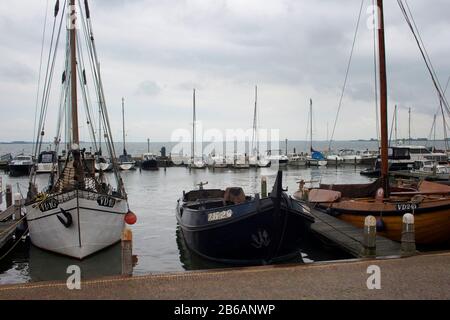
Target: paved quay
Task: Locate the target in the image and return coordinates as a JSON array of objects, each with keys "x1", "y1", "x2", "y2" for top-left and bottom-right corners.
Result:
[{"x1": 0, "y1": 252, "x2": 449, "y2": 300}]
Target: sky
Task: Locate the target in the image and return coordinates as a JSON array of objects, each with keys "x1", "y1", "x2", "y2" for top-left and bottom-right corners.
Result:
[{"x1": 0, "y1": 0, "x2": 449, "y2": 143}]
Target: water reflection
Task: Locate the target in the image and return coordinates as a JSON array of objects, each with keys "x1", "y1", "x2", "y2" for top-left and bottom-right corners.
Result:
[{"x1": 28, "y1": 244, "x2": 122, "y2": 282}]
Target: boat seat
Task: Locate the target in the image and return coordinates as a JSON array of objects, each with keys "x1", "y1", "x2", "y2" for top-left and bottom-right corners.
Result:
[{"x1": 223, "y1": 187, "x2": 246, "y2": 205}]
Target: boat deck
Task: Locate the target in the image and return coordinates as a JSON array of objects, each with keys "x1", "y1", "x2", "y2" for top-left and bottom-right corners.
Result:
[{"x1": 308, "y1": 205, "x2": 402, "y2": 258}]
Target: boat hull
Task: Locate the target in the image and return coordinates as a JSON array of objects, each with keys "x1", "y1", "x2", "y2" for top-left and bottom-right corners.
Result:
[
  {"x1": 26, "y1": 190, "x2": 127, "y2": 259},
  {"x1": 177, "y1": 196, "x2": 313, "y2": 264},
  {"x1": 9, "y1": 164, "x2": 33, "y2": 177},
  {"x1": 318, "y1": 199, "x2": 450, "y2": 245}
]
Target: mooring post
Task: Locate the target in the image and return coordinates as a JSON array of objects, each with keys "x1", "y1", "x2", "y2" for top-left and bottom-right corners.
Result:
[
  {"x1": 401, "y1": 213, "x2": 416, "y2": 256},
  {"x1": 6, "y1": 184, "x2": 12, "y2": 208},
  {"x1": 13, "y1": 193, "x2": 22, "y2": 221},
  {"x1": 362, "y1": 215, "x2": 377, "y2": 257},
  {"x1": 121, "y1": 227, "x2": 133, "y2": 276},
  {"x1": 261, "y1": 176, "x2": 267, "y2": 198}
]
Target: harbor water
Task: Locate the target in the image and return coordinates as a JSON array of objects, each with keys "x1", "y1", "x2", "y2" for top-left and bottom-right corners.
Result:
[{"x1": 0, "y1": 141, "x2": 444, "y2": 285}]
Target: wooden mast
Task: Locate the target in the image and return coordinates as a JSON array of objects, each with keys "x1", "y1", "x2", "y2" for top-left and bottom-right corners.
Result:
[
  {"x1": 377, "y1": 0, "x2": 389, "y2": 194},
  {"x1": 70, "y1": 0, "x2": 79, "y2": 146}
]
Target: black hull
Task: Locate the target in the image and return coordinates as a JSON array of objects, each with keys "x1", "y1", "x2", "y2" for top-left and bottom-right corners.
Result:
[
  {"x1": 141, "y1": 160, "x2": 159, "y2": 170},
  {"x1": 177, "y1": 195, "x2": 313, "y2": 265},
  {"x1": 8, "y1": 165, "x2": 32, "y2": 177}
]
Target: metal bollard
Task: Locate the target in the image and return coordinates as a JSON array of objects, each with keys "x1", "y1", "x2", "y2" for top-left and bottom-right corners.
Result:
[
  {"x1": 261, "y1": 176, "x2": 267, "y2": 198},
  {"x1": 401, "y1": 213, "x2": 416, "y2": 256},
  {"x1": 13, "y1": 193, "x2": 22, "y2": 221},
  {"x1": 121, "y1": 227, "x2": 133, "y2": 276},
  {"x1": 362, "y1": 215, "x2": 377, "y2": 257}
]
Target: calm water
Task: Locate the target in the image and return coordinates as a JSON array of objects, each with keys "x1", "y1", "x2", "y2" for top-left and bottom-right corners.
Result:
[{"x1": 0, "y1": 141, "x2": 440, "y2": 285}]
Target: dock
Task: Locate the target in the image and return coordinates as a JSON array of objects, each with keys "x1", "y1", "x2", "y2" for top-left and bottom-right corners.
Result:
[
  {"x1": 0, "y1": 252, "x2": 449, "y2": 300},
  {"x1": 307, "y1": 205, "x2": 402, "y2": 258}
]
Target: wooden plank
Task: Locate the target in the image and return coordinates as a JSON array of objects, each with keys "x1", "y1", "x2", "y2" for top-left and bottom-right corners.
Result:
[
  {"x1": 0, "y1": 205, "x2": 16, "y2": 221},
  {"x1": 308, "y1": 206, "x2": 401, "y2": 258}
]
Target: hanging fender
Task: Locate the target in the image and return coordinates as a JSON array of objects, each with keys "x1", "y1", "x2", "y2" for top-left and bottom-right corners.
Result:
[{"x1": 57, "y1": 208, "x2": 73, "y2": 228}]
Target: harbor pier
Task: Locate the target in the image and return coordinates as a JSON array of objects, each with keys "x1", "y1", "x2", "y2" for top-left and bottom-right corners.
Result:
[{"x1": 0, "y1": 252, "x2": 449, "y2": 300}]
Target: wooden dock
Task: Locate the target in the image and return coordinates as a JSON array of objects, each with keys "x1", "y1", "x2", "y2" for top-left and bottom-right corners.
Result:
[
  {"x1": 306, "y1": 205, "x2": 402, "y2": 258},
  {"x1": 0, "y1": 205, "x2": 19, "y2": 250}
]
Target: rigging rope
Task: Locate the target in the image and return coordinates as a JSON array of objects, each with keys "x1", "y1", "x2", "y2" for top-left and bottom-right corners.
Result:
[
  {"x1": 328, "y1": 0, "x2": 365, "y2": 151},
  {"x1": 32, "y1": 0, "x2": 50, "y2": 157}
]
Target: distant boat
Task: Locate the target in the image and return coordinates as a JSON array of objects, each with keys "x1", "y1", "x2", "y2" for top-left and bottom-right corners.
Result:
[
  {"x1": 288, "y1": 153, "x2": 307, "y2": 167},
  {"x1": 338, "y1": 149, "x2": 362, "y2": 165},
  {"x1": 36, "y1": 151, "x2": 57, "y2": 174},
  {"x1": 267, "y1": 150, "x2": 288, "y2": 166},
  {"x1": 176, "y1": 171, "x2": 314, "y2": 264},
  {"x1": 249, "y1": 85, "x2": 271, "y2": 168},
  {"x1": 119, "y1": 97, "x2": 136, "y2": 171},
  {"x1": 9, "y1": 154, "x2": 34, "y2": 177},
  {"x1": 0, "y1": 153, "x2": 13, "y2": 169},
  {"x1": 94, "y1": 155, "x2": 113, "y2": 172},
  {"x1": 141, "y1": 153, "x2": 159, "y2": 171},
  {"x1": 306, "y1": 99, "x2": 327, "y2": 167},
  {"x1": 189, "y1": 89, "x2": 207, "y2": 169},
  {"x1": 209, "y1": 154, "x2": 228, "y2": 168}
]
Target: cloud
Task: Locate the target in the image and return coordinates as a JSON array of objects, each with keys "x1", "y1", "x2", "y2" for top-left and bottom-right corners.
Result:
[
  {"x1": 0, "y1": 0, "x2": 449, "y2": 143},
  {"x1": 136, "y1": 80, "x2": 161, "y2": 96}
]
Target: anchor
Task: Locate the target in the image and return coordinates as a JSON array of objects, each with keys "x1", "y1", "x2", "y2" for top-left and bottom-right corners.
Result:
[{"x1": 57, "y1": 208, "x2": 73, "y2": 228}]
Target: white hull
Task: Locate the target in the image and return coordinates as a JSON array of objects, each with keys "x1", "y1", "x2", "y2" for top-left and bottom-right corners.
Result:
[
  {"x1": 308, "y1": 159, "x2": 328, "y2": 166},
  {"x1": 36, "y1": 163, "x2": 56, "y2": 174},
  {"x1": 119, "y1": 162, "x2": 135, "y2": 170},
  {"x1": 26, "y1": 190, "x2": 127, "y2": 259},
  {"x1": 95, "y1": 162, "x2": 113, "y2": 172}
]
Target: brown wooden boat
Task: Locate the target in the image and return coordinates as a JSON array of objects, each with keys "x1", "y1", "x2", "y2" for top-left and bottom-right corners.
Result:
[
  {"x1": 295, "y1": 0, "x2": 450, "y2": 246},
  {"x1": 302, "y1": 180, "x2": 450, "y2": 245}
]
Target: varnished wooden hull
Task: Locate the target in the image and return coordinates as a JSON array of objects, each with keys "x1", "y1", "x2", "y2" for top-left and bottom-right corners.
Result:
[{"x1": 319, "y1": 199, "x2": 450, "y2": 245}]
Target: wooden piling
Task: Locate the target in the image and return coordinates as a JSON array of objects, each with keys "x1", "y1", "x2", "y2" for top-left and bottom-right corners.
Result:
[
  {"x1": 6, "y1": 185, "x2": 12, "y2": 208},
  {"x1": 121, "y1": 227, "x2": 133, "y2": 276},
  {"x1": 361, "y1": 215, "x2": 377, "y2": 257},
  {"x1": 13, "y1": 193, "x2": 21, "y2": 221},
  {"x1": 261, "y1": 176, "x2": 267, "y2": 198},
  {"x1": 401, "y1": 213, "x2": 416, "y2": 256}
]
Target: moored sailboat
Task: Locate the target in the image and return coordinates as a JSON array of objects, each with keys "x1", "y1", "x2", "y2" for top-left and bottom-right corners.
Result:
[
  {"x1": 25, "y1": 0, "x2": 135, "y2": 259},
  {"x1": 295, "y1": 0, "x2": 450, "y2": 245}
]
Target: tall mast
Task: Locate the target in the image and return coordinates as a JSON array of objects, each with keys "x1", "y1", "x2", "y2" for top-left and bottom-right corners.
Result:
[
  {"x1": 252, "y1": 85, "x2": 258, "y2": 156},
  {"x1": 122, "y1": 97, "x2": 126, "y2": 155},
  {"x1": 377, "y1": 0, "x2": 389, "y2": 193},
  {"x1": 310, "y1": 98, "x2": 313, "y2": 152},
  {"x1": 408, "y1": 107, "x2": 411, "y2": 144},
  {"x1": 192, "y1": 89, "x2": 196, "y2": 161},
  {"x1": 394, "y1": 105, "x2": 398, "y2": 145},
  {"x1": 69, "y1": 0, "x2": 79, "y2": 145}
]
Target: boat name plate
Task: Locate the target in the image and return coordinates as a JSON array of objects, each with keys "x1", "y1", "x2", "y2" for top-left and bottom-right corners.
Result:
[
  {"x1": 207, "y1": 209, "x2": 233, "y2": 222},
  {"x1": 38, "y1": 198, "x2": 59, "y2": 212},
  {"x1": 396, "y1": 203, "x2": 418, "y2": 211},
  {"x1": 97, "y1": 196, "x2": 116, "y2": 208}
]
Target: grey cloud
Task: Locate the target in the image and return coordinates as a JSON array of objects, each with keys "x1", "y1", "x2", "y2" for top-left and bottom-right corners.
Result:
[{"x1": 136, "y1": 80, "x2": 161, "y2": 96}]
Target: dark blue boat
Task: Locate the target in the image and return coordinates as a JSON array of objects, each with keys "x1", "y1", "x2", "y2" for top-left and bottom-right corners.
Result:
[{"x1": 176, "y1": 171, "x2": 314, "y2": 265}]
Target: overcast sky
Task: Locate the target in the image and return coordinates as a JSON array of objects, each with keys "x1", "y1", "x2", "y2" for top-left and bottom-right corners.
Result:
[{"x1": 0, "y1": 0, "x2": 449, "y2": 142}]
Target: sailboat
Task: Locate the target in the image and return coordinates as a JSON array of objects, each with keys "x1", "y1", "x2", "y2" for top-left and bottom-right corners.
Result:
[
  {"x1": 306, "y1": 99, "x2": 327, "y2": 167},
  {"x1": 295, "y1": 0, "x2": 450, "y2": 245},
  {"x1": 118, "y1": 97, "x2": 136, "y2": 170},
  {"x1": 249, "y1": 86, "x2": 270, "y2": 168},
  {"x1": 189, "y1": 89, "x2": 207, "y2": 169},
  {"x1": 25, "y1": 0, "x2": 136, "y2": 259}
]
